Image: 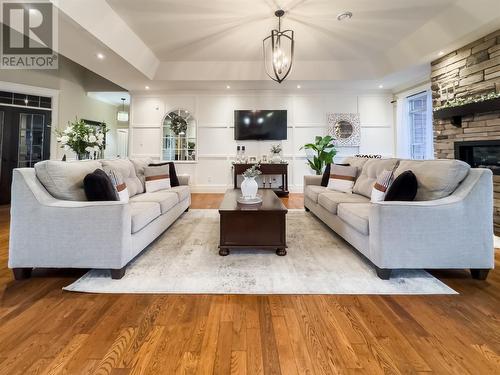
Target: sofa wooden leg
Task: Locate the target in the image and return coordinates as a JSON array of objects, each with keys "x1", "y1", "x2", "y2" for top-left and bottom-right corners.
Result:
[
  {"x1": 470, "y1": 269, "x2": 490, "y2": 280},
  {"x1": 375, "y1": 267, "x2": 392, "y2": 280},
  {"x1": 12, "y1": 268, "x2": 32, "y2": 280},
  {"x1": 111, "y1": 267, "x2": 126, "y2": 280},
  {"x1": 304, "y1": 206, "x2": 310, "y2": 212}
]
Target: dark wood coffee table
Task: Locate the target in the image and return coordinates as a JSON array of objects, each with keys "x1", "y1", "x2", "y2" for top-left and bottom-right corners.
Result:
[{"x1": 218, "y1": 189, "x2": 288, "y2": 256}]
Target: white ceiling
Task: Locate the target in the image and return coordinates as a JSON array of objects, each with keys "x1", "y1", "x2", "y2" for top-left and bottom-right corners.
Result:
[
  {"x1": 50, "y1": 0, "x2": 500, "y2": 91},
  {"x1": 106, "y1": 0, "x2": 454, "y2": 61}
]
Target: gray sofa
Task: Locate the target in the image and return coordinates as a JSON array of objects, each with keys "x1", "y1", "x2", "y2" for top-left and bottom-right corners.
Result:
[
  {"x1": 9, "y1": 158, "x2": 190, "y2": 280},
  {"x1": 304, "y1": 157, "x2": 494, "y2": 280}
]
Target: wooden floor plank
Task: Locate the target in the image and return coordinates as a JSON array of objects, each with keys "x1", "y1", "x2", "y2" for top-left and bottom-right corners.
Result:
[{"x1": 0, "y1": 196, "x2": 499, "y2": 374}]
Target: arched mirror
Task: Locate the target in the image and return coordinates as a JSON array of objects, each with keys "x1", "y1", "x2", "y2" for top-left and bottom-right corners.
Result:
[{"x1": 162, "y1": 109, "x2": 196, "y2": 161}]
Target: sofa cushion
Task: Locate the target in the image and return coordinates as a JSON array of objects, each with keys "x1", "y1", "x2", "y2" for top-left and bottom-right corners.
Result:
[
  {"x1": 305, "y1": 185, "x2": 327, "y2": 203},
  {"x1": 144, "y1": 165, "x2": 171, "y2": 193},
  {"x1": 343, "y1": 157, "x2": 370, "y2": 177},
  {"x1": 326, "y1": 165, "x2": 358, "y2": 193},
  {"x1": 170, "y1": 185, "x2": 190, "y2": 202},
  {"x1": 353, "y1": 158, "x2": 399, "y2": 198},
  {"x1": 130, "y1": 191, "x2": 179, "y2": 214},
  {"x1": 130, "y1": 157, "x2": 153, "y2": 187},
  {"x1": 101, "y1": 159, "x2": 143, "y2": 197},
  {"x1": 394, "y1": 159, "x2": 470, "y2": 201},
  {"x1": 337, "y1": 203, "x2": 371, "y2": 235},
  {"x1": 385, "y1": 170, "x2": 418, "y2": 201},
  {"x1": 129, "y1": 201, "x2": 161, "y2": 233},
  {"x1": 317, "y1": 191, "x2": 369, "y2": 214},
  {"x1": 35, "y1": 160, "x2": 102, "y2": 201},
  {"x1": 149, "y1": 162, "x2": 180, "y2": 187}
]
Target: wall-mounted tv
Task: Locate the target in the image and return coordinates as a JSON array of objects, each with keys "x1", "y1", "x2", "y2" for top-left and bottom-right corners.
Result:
[{"x1": 234, "y1": 110, "x2": 287, "y2": 140}]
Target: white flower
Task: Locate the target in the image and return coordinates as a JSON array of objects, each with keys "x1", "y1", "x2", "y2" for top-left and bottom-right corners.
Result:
[
  {"x1": 83, "y1": 135, "x2": 89, "y2": 142},
  {"x1": 97, "y1": 133, "x2": 104, "y2": 140},
  {"x1": 88, "y1": 135, "x2": 97, "y2": 143},
  {"x1": 64, "y1": 145, "x2": 70, "y2": 151},
  {"x1": 64, "y1": 127, "x2": 73, "y2": 134},
  {"x1": 60, "y1": 135, "x2": 70, "y2": 144},
  {"x1": 85, "y1": 146, "x2": 94, "y2": 152},
  {"x1": 96, "y1": 139, "x2": 103, "y2": 146},
  {"x1": 93, "y1": 146, "x2": 100, "y2": 152}
]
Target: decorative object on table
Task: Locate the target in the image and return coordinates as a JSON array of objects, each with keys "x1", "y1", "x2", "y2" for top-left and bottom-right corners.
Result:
[
  {"x1": 270, "y1": 144, "x2": 282, "y2": 163},
  {"x1": 262, "y1": 155, "x2": 268, "y2": 163},
  {"x1": 236, "y1": 145, "x2": 241, "y2": 163},
  {"x1": 116, "y1": 98, "x2": 129, "y2": 122},
  {"x1": 327, "y1": 165, "x2": 358, "y2": 193},
  {"x1": 300, "y1": 135, "x2": 336, "y2": 175},
  {"x1": 263, "y1": 9, "x2": 294, "y2": 83},
  {"x1": 327, "y1": 113, "x2": 361, "y2": 146},
  {"x1": 56, "y1": 117, "x2": 106, "y2": 160},
  {"x1": 249, "y1": 156, "x2": 257, "y2": 163},
  {"x1": 241, "y1": 163, "x2": 261, "y2": 200}
]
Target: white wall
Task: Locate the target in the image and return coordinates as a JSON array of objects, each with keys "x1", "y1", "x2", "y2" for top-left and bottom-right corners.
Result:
[
  {"x1": 0, "y1": 56, "x2": 122, "y2": 160},
  {"x1": 129, "y1": 91, "x2": 394, "y2": 192}
]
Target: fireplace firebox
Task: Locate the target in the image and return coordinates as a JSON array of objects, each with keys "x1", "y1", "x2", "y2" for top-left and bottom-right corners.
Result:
[{"x1": 455, "y1": 140, "x2": 500, "y2": 175}]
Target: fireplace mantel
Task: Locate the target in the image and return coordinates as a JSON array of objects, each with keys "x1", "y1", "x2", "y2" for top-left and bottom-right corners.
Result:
[{"x1": 433, "y1": 97, "x2": 500, "y2": 127}]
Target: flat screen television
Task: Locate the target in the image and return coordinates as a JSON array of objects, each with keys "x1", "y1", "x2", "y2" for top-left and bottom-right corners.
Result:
[{"x1": 234, "y1": 110, "x2": 287, "y2": 140}]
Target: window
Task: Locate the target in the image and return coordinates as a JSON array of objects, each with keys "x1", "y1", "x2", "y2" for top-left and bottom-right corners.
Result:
[
  {"x1": 162, "y1": 109, "x2": 197, "y2": 161},
  {"x1": 408, "y1": 92, "x2": 430, "y2": 160}
]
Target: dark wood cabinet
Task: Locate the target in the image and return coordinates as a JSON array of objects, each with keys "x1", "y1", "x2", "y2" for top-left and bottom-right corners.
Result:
[{"x1": 233, "y1": 163, "x2": 289, "y2": 197}]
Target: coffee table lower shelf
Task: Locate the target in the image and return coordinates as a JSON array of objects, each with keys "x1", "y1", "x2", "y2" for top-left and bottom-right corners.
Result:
[{"x1": 219, "y1": 245, "x2": 287, "y2": 256}]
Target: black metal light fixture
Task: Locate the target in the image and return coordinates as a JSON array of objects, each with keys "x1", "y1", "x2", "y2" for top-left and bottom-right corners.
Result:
[{"x1": 263, "y1": 9, "x2": 294, "y2": 83}]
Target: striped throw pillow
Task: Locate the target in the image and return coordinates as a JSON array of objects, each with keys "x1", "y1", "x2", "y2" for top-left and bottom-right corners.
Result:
[
  {"x1": 327, "y1": 165, "x2": 358, "y2": 193},
  {"x1": 370, "y1": 170, "x2": 394, "y2": 203},
  {"x1": 107, "y1": 170, "x2": 129, "y2": 203},
  {"x1": 144, "y1": 165, "x2": 171, "y2": 193}
]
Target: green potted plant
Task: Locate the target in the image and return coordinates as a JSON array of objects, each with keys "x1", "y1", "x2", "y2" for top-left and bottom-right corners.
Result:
[{"x1": 300, "y1": 135, "x2": 336, "y2": 175}]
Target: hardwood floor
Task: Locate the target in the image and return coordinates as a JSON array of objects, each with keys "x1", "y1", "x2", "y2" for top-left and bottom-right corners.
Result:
[{"x1": 0, "y1": 195, "x2": 499, "y2": 374}]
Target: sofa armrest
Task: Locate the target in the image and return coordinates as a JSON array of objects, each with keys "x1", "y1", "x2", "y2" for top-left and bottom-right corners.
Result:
[
  {"x1": 178, "y1": 175, "x2": 190, "y2": 186},
  {"x1": 304, "y1": 175, "x2": 322, "y2": 187},
  {"x1": 369, "y1": 169, "x2": 494, "y2": 269},
  {"x1": 9, "y1": 169, "x2": 132, "y2": 269}
]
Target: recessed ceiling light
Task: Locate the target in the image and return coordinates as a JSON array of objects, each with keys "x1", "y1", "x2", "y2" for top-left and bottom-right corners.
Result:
[
  {"x1": 297, "y1": 85, "x2": 301, "y2": 89},
  {"x1": 438, "y1": 51, "x2": 445, "y2": 56},
  {"x1": 337, "y1": 11, "x2": 353, "y2": 21},
  {"x1": 378, "y1": 84, "x2": 384, "y2": 89},
  {"x1": 96, "y1": 53, "x2": 105, "y2": 59},
  {"x1": 226, "y1": 85, "x2": 231, "y2": 89},
  {"x1": 145, "y1": 86, "x2": 150, "y2": 90}
]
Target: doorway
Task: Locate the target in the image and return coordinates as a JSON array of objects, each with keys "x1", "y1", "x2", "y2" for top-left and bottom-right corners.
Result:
[{"x1": 0, "y1": 105, "x2": 51, "y2": 204}]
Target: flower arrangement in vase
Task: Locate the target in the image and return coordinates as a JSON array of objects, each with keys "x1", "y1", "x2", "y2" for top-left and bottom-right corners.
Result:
[
  {"x1": 270, "y1": 144, "x2": 282, "y2": 163},
  {"x1": 56, "y1": 118, "x2": 107, "y2": 160},
  {"x1": 241, "y1": 163, "x2": 262, "y2": 199}
]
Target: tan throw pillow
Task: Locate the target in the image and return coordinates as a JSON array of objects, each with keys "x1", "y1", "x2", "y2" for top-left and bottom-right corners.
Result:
[
  {"x1": 327, "y1": 165, "x2": 358, "y2": 193},
  {"x1": 370, "y1": 170, "x2": 394, "y2": 203},
  {"x1": 144, "y1": 165, "x2": 171, "y2": 193}
]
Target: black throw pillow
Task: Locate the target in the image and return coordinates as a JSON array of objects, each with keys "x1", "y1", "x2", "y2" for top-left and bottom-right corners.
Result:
[
  {"x1": 384, "y1": 170, "x2": 418, "y2": 201},
  {"x1": 84, "y1": 169, "x2": 118, "y2": 201},
  {"x1": 148, "y1": 162, "x2": 180, "y2": 187},
  {"x1": 320, "y1": 163, "x2": 350, "y2": 187}
]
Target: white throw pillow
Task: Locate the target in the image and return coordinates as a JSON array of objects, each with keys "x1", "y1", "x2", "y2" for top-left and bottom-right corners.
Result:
[
  {"x1": 370, "y1": 170, "x2": 394, "y2": 203},
  {"x1": 107, "y1": 170, "x2": 129, "y2": 203},
  {"x1": 327, "y1": 165, "x2": 358, "y2": 194},
  {"x1": 144, "y1": 165, "x2": 171, "y2": 193}
]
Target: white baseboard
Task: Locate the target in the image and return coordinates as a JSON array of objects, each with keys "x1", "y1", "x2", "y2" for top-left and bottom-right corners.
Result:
[{"x1": 189, "y1": 185, "x2": 304, "y2": 193}]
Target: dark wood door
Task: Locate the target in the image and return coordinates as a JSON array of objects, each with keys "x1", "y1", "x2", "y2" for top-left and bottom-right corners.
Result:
[{"x1": 0, "y1": 106, "x2": 51, "y2": 204}]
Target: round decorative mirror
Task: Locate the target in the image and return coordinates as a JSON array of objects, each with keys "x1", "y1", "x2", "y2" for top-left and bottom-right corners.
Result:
[
  {"x1": 162, "y1": 109, "x2": 196, "y2": 161},
  {"x1": 334, "y1": 120, "x2": 353, "y2": 139}
]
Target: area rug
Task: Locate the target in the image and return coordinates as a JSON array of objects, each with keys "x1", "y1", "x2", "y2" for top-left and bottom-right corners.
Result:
[{"x1": 64, "y1": 210, "x2": 457, "y2": 295}]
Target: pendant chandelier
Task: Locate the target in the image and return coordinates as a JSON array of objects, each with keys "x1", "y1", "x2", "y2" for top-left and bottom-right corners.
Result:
[
  {"x1": 117, "y1": 98, "x2": 129, "y2": 122},
  {"x1": 263, "y1": 10, "x2": 294, "y2": 83}
]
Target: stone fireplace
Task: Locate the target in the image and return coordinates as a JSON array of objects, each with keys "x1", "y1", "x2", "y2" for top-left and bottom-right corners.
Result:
[{"x1": 432, "y1": 29, "x2": 500, "y2": 234}]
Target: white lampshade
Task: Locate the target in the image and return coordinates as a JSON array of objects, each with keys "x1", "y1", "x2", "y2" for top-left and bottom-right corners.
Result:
[{"x1": 117, "y1": 111, "x2": 129, "y2": 122}]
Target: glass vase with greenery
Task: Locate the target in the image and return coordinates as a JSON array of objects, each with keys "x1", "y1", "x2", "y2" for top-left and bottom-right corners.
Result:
[{"x1": 300, "y1": 135, "x2": 336, "y2": 175}]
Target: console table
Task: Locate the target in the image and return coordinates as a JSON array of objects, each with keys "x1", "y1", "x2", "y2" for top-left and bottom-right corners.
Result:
[{"x1": 233, "y1": 163, "x2": 289, "y2": 197}]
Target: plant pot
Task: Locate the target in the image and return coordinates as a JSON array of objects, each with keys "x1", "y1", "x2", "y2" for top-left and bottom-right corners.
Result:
[
  {"x1": 241, "y1": 176, "x2": 258, "y2": 199},
  {"x1": 271, "y1": 153, "x2": 282, "y2": 163},
  {"x1": 76, "y1": 152, "x2": 89, "y2": 160}
]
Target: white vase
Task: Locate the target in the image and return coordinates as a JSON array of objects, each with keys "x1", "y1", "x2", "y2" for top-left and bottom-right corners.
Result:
[
  {"x1": 271, "y1": 153, "x2": 281, "y2": 163},
  {"x1": 241, "y1": 176, "x2": 258, "y2": 199}
]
